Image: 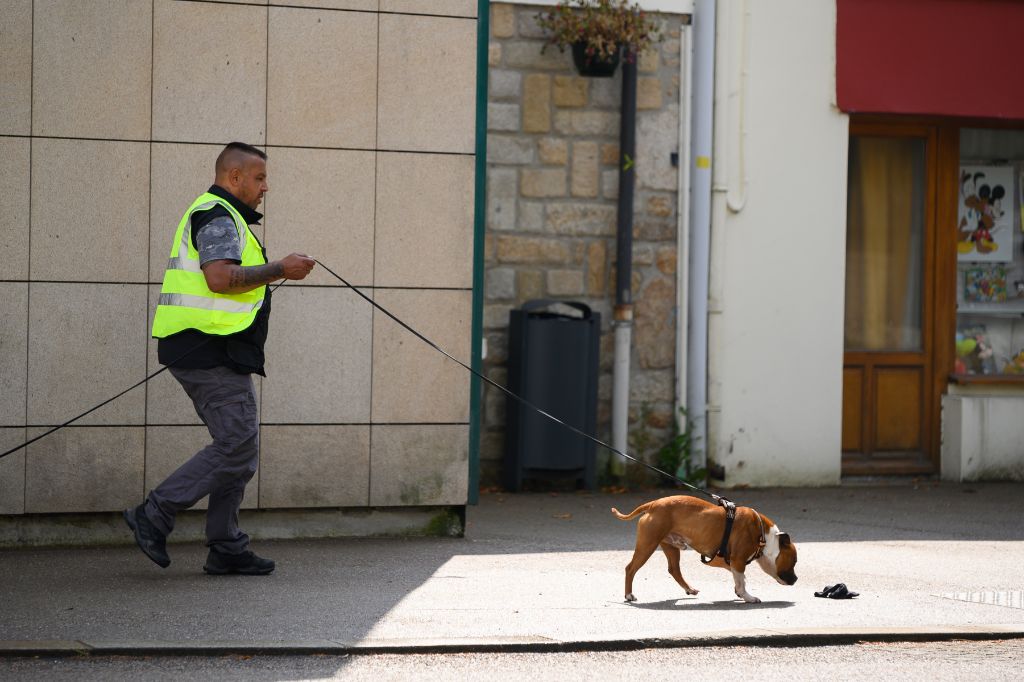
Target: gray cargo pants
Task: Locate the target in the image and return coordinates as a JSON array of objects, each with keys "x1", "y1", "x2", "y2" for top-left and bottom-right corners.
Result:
[{"x1": 144, "y1": 366, "x2": 259, "y2": 555}]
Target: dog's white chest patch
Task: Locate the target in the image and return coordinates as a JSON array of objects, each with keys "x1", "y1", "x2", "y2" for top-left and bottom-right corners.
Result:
[
  {"x1": 664, "y1": 533, "x2": 690, "y2": 550},
  {"x1": 764, "y1": 525, "x2": 782, "y2": 563}
]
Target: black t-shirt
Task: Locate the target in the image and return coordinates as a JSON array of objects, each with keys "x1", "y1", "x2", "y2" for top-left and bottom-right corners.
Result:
[{"x1": 156, "y1": 185, "x2": 271, "y2": 376}]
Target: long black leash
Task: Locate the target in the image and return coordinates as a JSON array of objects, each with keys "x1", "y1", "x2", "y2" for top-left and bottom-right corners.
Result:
[
  {"x1": 318, "y1": 258, "x2": 744, "y2": 560},
  {"x1": 310, "y1": 259, "x2": 723, "y2": 503},
  {"x1": 314, "y1": 258, "x2": 740, "y2": 562},
  {"x1": 0, "y1": 261, "x2": 724, "y2": 506},
  {"x1": 0, "y1": 281, "x2": 284, "y2": 462}
]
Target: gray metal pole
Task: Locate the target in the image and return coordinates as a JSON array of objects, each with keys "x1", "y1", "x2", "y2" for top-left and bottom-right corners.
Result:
[{"x1": 686, "y1": 0, "x2": 715, "y2": 472}]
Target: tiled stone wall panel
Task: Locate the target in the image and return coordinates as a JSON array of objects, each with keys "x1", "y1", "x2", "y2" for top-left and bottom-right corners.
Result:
[
  {"x1": 3, "y1": 0, "x2": 479, "y2": 514},
  {"x1": 28, "y1": 284, "x2": 147, "y2": 426},
  {"x1": 0, "y1": 429, "x2": 26, "y2": 514},
  {"x1": 0, "y1": 284, "x2": 28, "y2": 427},
  {"x1": 149, "y1": 143, "x2": 226, "y2": 283},
  {"x1": 32, "y1": 0, "x2": 152, "y2": 140},
  {"x1": 381, "y1": 0, "x2": 476, "y2": 17},
  {"x1": 144, "y1": 426, "x2": 259, "y2": 510},
  {"x1": 369, "y1": 424, "x2": 468, "y2": 506},
  {"x1": 268, "y1": 7, "x2": 377, "y2": 148},
  {"x1": 31, "y1": 139, "x2": 150, "y2": 282},
  {"x1": 0, "y1": 0, "x2": 31, "y2": 135},
  {"x1": 377, "y1": 14, "x2": 476, "y2": 153},
  {"x1": 371, "y1": 289, "x2": 471, "y2": 423},
  {"x1": 262, "y1": 147, "x2": 375, "y2": 286},
  {"x1": 374, "y1": 152, "x2": 474, "y2": 288},
  {"x1": 152, "y1": 0, "x2": 267, "y2": 143},
  {"x1": 276, "y1": 1, "x2": 376, "y2": 9},
  {"x1": 25, "y1": 426, "x2": 145, "y2": 513},
  {"x1": 0, "y1": 138, "x2": 29, "y2": 283},
  {"x1": 262, "y1": 287, "x2": 373, "y2": 423},
  {"x1": 259, "y1": 425, "x2": 370, "y2": 507}
]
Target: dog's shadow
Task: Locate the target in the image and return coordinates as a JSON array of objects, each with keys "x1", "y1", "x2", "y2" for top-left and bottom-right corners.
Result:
[{"x1": 623, "y1": 598, "x2": 796, "y2": 611}]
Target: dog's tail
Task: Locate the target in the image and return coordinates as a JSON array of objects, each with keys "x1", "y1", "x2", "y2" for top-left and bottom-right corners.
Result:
[{"x1": 610, "y1": 502, "x2": 653, "y2": 521}]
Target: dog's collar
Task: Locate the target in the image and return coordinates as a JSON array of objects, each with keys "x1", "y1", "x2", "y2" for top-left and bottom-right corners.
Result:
[{"x1": 747, "y1": 513, "x2": 768, "y2": 564}]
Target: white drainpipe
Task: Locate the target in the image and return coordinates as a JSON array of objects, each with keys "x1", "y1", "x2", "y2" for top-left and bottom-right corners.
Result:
[
  {"x1": 686, "y1": 0, "x2": 716, "y2": 472},
  {"x1": 724, "y1": 0, "x2": 749, "y2": 215},
  {"x1": 674, "y1": 15, "x2": 694, "y2": 476}
]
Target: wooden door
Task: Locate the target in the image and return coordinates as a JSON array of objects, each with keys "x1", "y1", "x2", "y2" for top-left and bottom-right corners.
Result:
[{"x1": 842, "y1": 123, "x2": 939, "y2": 474}]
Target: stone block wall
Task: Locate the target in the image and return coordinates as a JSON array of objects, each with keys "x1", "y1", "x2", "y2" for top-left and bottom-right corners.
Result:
[
  {"x1": 482, "y1": 3, "x2": 684, "y2": 485},
  {"x1": 0, "y1": 0, "x2": 477, "y2": 515}
]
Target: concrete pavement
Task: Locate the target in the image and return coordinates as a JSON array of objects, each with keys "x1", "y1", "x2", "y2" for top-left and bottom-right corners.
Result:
[{"x1": 1, "y1": 482, "x2": 1023, "y2": 655}]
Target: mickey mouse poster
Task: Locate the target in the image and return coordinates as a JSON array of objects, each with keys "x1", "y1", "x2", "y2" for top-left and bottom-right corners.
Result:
[{"x1": 957, "y1": 165, "x2": 1015, "y2": 263}]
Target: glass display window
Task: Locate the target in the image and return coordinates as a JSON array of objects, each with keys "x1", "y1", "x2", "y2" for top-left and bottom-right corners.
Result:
[{"x1": 955, "y1": 128, "x2": 1024, "y2": 377}]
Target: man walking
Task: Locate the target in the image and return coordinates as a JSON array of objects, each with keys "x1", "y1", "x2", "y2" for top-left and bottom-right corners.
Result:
[{"x1": 124, "y1": 142, "x2": 315, "y2": 575}]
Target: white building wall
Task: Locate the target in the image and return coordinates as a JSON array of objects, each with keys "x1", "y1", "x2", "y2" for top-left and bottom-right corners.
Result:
[
  {"x1": 942, "y1": 393, "x2": 1024, "y2": 482},
  {"x1": 707, "y1": 0, "x2": 846, "y2": 486}
]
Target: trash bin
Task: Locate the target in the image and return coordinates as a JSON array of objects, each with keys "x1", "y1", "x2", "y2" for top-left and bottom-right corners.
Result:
[{"x1": 504, "y1": 300, "x2": 600, "y2": 491}]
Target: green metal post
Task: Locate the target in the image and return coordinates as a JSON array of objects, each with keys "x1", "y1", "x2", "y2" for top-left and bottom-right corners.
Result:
[{"x1": 468, "y1": 0, "x2": 490, "y2": 505}]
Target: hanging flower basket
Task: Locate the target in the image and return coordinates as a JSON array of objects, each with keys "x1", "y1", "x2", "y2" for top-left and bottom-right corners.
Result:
[
  {"x1": 571, "y1": 41, "x2": 621, "y2": 78},
  {"x1": 537, "y1": 0, "x2": 661, "y2": 79}
]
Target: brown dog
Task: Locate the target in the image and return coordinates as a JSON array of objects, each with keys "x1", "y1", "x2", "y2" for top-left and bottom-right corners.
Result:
[{"x1": 612, "y1": 495, "x2": 797, "y2": 603}]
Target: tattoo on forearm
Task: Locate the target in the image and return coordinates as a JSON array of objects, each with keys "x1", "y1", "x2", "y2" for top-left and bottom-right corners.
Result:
[{"x1": 228, "y1": 262, "x2": 285, "y2": 289}]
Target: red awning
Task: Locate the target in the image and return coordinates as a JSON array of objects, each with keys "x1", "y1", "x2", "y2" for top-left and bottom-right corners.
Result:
[{"x1": 837, "y1": 0, "x2": 1024, "y2": 121}]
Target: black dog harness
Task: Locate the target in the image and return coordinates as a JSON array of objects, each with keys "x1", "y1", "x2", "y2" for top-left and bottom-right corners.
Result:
[{"x1": 700, "y1": 498, "x2": 766, "y2": 566}]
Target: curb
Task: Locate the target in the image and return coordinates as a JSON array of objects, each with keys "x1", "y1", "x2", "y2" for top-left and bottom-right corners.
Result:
[
  {"x1": 3, "y1": 626, "x2": 1024, "y2": 657},
  {"x1": 0, "y1": 506, "x2": 463, "y2": 549}
]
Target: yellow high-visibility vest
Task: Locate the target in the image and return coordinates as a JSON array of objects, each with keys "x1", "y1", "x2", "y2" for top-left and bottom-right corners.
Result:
[{"x1": 152, "y1": 192, "x2": 266, "y2": 338}]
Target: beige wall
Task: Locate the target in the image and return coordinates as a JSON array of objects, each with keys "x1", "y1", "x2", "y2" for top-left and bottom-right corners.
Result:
[{"x1": 0, "y1": 0, "x2": 478, "y2": 515}]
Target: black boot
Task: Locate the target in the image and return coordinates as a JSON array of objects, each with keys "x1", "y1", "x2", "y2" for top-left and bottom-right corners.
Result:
[
  {"x1": 123, "y1": 504, "x2": 170, "y2": 568},
  {"x1": 203, "y1": 548, "x2": 275, "y2": 575}
]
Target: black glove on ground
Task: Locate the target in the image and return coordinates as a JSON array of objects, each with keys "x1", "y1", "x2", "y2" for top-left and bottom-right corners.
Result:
[{"x1": 814, "y1": 583, "x2": 859, "y2": 599}]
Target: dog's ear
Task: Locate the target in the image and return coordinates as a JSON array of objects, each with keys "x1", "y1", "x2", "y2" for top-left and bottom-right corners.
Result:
[{"x1": 778, "y1": 532, "x2": 791, "y2": 548}]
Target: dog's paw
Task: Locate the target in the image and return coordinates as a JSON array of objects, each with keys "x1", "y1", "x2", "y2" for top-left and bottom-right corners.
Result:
[
  {"x1": 742, "y1": 595, "x2": 761, "y2": 604},
  {"x1": 685, "y1": 587, "x2": 699, "y2": 596},
  {"x1": 625, "y1": 593, "x2": 637, "y2": 602}
]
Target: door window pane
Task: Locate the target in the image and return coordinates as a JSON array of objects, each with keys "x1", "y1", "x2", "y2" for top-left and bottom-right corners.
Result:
[{"x1": 845, "y1": 135, "x2": 926, "y2": 351}]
